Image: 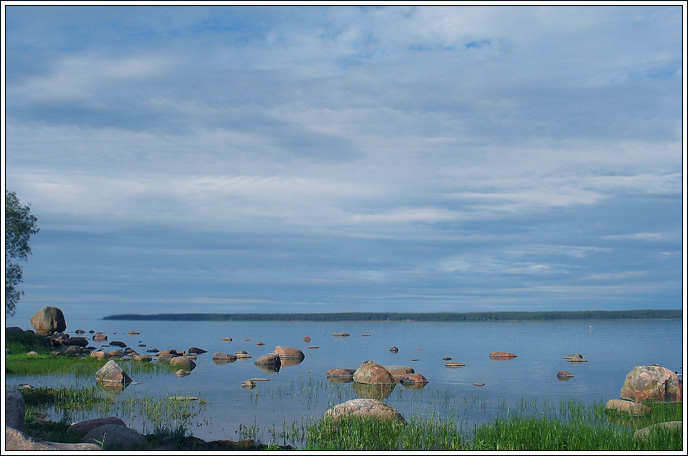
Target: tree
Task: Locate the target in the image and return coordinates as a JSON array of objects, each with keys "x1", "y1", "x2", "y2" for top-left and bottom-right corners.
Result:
[{"x1": 5, "y1": 190, "x2": 40, "y2": 316}]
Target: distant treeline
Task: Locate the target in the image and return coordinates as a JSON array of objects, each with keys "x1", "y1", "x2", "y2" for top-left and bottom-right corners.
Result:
[{"x1": 103, "y1": 309, "x2": 682, "y2": 322}]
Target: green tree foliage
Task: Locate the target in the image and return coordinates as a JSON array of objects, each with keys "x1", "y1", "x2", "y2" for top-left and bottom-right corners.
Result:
[{"x1": 5, "y1": 190, "x2": 40, "y2": 316}]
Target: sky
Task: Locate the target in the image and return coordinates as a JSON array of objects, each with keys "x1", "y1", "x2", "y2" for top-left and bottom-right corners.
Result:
[{"x1": 2, "y1": 2, "x2": 685, "y2": 322}]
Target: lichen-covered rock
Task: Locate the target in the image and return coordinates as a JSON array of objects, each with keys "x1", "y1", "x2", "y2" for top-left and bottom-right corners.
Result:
[
  {"x1": 620, "y1": 365, "x2": 682, "y2": 402},
  {"x1": 353, "y1": 361, "x2": 395, "y2": 385},
  {"x1": 83, "y1": 424, "x2": 150, "y2": 450},
  {"x1": 604, "y1": 399, "x2": 651, "y2": 417},
  {"x1": 5, "y1": 388, "x2": 25, "y2": 431},
  {"x1": 30, "y1": 306, "x2": 66, "y2": 334},
  {"x1": 324, "y1": 399, "x2": 405, "y2": 424},
  {"x1": 273, "y1": 346, "x2": 305, "y2": 360},
  {"x1": 95, "y1": 360, "x2": 132, "y2": 387}
]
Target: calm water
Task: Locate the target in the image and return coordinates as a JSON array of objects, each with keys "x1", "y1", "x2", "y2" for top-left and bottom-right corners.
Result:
[{"x1": 6, "y1": 318, "x2": 683, "y2": 442}]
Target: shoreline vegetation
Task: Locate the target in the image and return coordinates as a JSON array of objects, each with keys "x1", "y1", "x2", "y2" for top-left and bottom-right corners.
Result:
[
  {"x1": 6, "y1": 325, "x2": 683, "y2": 451},
  {"x1": 103, "y1": 309, "x2": 683, "y2": 322}
]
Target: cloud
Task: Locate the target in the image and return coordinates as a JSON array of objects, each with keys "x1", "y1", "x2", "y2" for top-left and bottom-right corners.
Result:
[{"x1": 4, "y1": 5, "x2": 683, "y2": 318}]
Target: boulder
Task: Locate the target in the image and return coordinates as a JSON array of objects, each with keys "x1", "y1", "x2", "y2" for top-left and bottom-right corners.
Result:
[
  {"x1": 633, "y1": 421, "x2": 683, "y2": 439},
  {"x1": 5, "y1": 388, "x2": 25, "y2": 431},
  {"x1": 95, "y1": 360, "x2": 132, "y2": 387},
  {"x1": 332, "y1": 332, "x2": 350, "y2": 337},
  {"x1": 324, "y1": 399, "x2": 405, "y2": 424},
  {"x1": 158, "y1": 349, "x2": 177, "y2": 355},
  {"x1": 89, "y1": 351, "x2": 107, "y2": 359},
  {"x1": 6, "y1": 427, "x2": 100, "y2": 451},
  {"x1": 169, "y1": 356, "x2": 196, "y2": 370},
  {"x1": 604, "y1": 399, "x2": 651, "y2": 417},
  {"x1": 110, "y1": 341, "x2": 127, "y2": 348},
  {"x1": 384, "y1": 366, "x2": 415, "y2": 382},
  {"x1": 620, "y1": 365, "x2": 682, "y2": 402},
  {"x1": 489, "y1": 352, "x2": 517, "y2": 360},
  {"x1": 68, "y1": 417, "x2": 127, "y2": 438},
  {"x1": 399, "y1": 373, "x2": 429, "y2": 385},
  {"x1": 445, "y1": 361, "x2": 465, "y2": 368},
  {"x1": 64, "y1": 337, "x2": 89, "y2": 347},
  {"x1": 565, "y1": 353, "x2": 587, "y2": 363},
  {"x1": 327, "y1": 368, "x2": 356, "y2": 378},
  {"x1": 133, "y1": 354, "x2": 152, "y2": 362},
  {"x1": 557, "y1": 371, "x2": 574, "y2": 380},
  {"x1": 83, "y1": 424, "x2": 150, "y2": 450},
  {"x1": 273, "y1": 346, "x2": 305, "y2": 360},
  {"x1": 92, "y1": 334, "x2": 107, "y2": 341},
  {"x1": 222, "y1": 337, "x2": 233, "y2": 342},
  {"x1": 254, "y1": 353, "x2": 281, "y2": 367},
  {"x1": 212, "y1": 352, "x2": 238, "y2": 361},
  {"x1": 107, "y1": 349, "x2": 124, "y2": 358},
  {"x1": 389, "y1": 346, "x2": 399, "y2": 353},
  {"x1": 188, "y1": 346, "x2": 207, "y2": 354},
  {"x1": 353, "y1": 361, "x2": 395, "y2": 385},
  {"x1": 30, "y1": 306, "x2": 67, "y2": 334}
]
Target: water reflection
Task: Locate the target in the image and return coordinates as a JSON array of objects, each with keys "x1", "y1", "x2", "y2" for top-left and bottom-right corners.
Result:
[
  {"x1": 280, "y1": 358, "x2": 304, "y2": 368},
  {"x1": 352, "y1": 382, "x2": 395, "y2": 400},
  {"x1": 255, "y1": 364, "x2": 280, "y2": 374}
]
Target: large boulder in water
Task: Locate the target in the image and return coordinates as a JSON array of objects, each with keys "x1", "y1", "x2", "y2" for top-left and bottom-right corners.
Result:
[
  {"x1": 620, "y1": 365, "x2": 682, "y2": 402},
  {"x1": 95, "y1": 360, "x2": 132, "y2": 388},
  {"x1": 324, "y1": 399, "x2": 405, "y2": 424},
  {"x1": 273, "y1": 346, "x2": 305, "y2": 360},
  {"x1": 30, "y1": 306, "x2": 66, "y2": 334},
  {"x1": 254, "y1": 353, "x2": 281, "y2": 367},
  {"x1": 353, "y1": 361, "x2": 395, "y2": 385}
]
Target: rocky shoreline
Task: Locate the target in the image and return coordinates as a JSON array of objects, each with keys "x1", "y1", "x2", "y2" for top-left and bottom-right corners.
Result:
[{"x1": 5, "y1": 305, "x2": 683, "y2": 450}]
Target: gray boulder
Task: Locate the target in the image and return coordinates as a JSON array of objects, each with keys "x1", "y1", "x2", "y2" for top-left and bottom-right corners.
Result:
[
  {"x1": 68, "y1": 417, "x2": 127, "y2": 438},
  {"x1": 254, "y1": 353, "x2": 281, "y2": 366},
  {"x1": 6, "y1": 427, "x2": 100, "y2": 451},
  {"x1": 5, "y1": 388, "x2": 25, "y2": 431},
  {"x1": 95, "y1": 360, "x2": 132, "y2": 387},
  {"x1": 633, "y1": 421, "x2": 683, "y2": 439},
  {"x1": 604, "y1": 399, "x2": 651, "y2": 417},
  {"x1": 83, "y1": 424, "x2": 150, "y2": 450},
  {"x1": 30, "y1": 306, "x2": 66, "y2": 334},
  {"x1": 324, "y1": 399, "x2": 405, "y2": 424}
]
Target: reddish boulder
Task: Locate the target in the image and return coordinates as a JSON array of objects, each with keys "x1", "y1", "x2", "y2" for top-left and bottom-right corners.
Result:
[
  {"x1": 620, "y1": 365, "x2": 682, "y2": 402},
  {"x1": 489, "y1": 352, "x2": 517, "y2": 360},
  {"x1": 273, "y1": 346, "x2": 305, "y2": 360},
  {"x1": 353, "y1": 361, "x2": 395, "y2": 385}
]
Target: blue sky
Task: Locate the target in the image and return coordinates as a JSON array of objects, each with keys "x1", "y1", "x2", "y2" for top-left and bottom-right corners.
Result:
[{"x1": 3, "y1": 3, "x2": 685, "y2": 321}]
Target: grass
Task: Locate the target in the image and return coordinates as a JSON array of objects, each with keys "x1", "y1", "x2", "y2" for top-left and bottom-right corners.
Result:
[
  {"x1": 7, "y1": 330, "x2": 683, "y2": 451},
  {"x1": 5, "y1": 330, "x2": 170, "y2": 376}
]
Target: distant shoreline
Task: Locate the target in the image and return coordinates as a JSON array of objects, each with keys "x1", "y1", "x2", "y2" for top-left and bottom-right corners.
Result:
[{"x1": 103, "y1": 309, "x2": 682, "y2": 322}]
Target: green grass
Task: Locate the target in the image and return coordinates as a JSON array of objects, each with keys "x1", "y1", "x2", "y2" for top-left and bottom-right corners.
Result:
[
  {"x1": 297, "y1": 399, "x2": 683, "y2": 451},
  {"x1": 5, "y1": 330, "x2": 169, "y2": 376}
]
